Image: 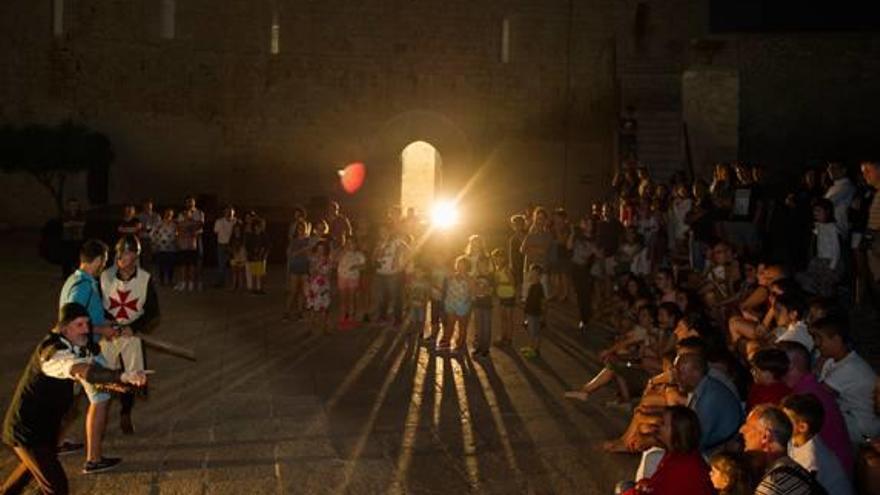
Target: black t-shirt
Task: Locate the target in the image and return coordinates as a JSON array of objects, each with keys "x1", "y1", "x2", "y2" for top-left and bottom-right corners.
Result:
[
  {"x1": 245, "y1": 232, "x2": 270, "y2": 261},
  {"x1": 118, "y1": 218, "x2": 142, "y2": 234}
]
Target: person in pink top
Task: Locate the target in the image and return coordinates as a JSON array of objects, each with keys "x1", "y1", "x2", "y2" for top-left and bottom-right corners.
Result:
[{"x1": 778, "y1": 340, "x2": 854, "y2": 477}]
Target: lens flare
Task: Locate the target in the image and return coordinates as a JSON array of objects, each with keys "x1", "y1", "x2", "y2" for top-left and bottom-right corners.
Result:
[
  {"x1": 430, "y1": 200, "x2": 459, "y2": 229},
  {"x1": 339, "y1": 162, "x2": 366, "y2": 194}
]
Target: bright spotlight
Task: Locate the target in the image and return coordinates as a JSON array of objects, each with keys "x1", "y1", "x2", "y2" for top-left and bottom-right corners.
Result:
[{"x1": 431, "y1": 200, "x2": 459, "y2": 229}]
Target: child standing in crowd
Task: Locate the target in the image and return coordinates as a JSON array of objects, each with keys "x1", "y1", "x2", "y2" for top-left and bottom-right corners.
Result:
[
  {"x1": 521, "y1": 264, "x2": 545, "y2": 359},
  {"x1": 229, "y1": 223, "x2": 247, "y2": 291},
  {"x1": 424, "y1": 250, "x2": 448, "y2": 346},
  {"x1": 306, "y1": 241, "x2": 333, "y2": 333},
  {"x1": 471, "y1": 257, "x2": 494, "y2": 359},
  {"x1": 796, "y1": 198, "x2": 841, "y2": 297},
  {"x1": 337, "y1": 236, "x2": 366, "y2": 328},
  {"x1": 244, "y1": 216, "x2": 269, "y2": 294},
  {"x1": 175, "y1": 207, "x2": 200, "y2": 291},
  {"x1": 406, "y1": 261, "x2": 430, "y2": 335},
  {"x1": 492, "y1": 249, "x2": 516, "y2": 347},
  {"x1": 285, "y1": 220, "x2": 312, "y2": 321},
  {"x1": 439, "y1": 256, "x2": 472, "y2": 352},
  {"x1": 464, "y1": 234, "x2": 488, "y2": 276},
  {"x1": 508, "y1": 215, "x2": 528, "y2": 301},
  {"x1": 137, "y1": 199, "x2": 161, "y2": 267},
  {"x1": 152, "y1": 208, "x2": 178, "y2": 286}
]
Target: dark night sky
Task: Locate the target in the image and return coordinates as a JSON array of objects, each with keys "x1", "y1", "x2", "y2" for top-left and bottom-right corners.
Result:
[{"x1": 710, "y1": 1, "x2": 880, "y2": 32}]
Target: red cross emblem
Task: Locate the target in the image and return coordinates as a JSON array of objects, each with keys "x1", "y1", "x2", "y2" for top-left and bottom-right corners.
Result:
[{"x1": 108, "y1": 289, "x2": 139, "y2": 321}]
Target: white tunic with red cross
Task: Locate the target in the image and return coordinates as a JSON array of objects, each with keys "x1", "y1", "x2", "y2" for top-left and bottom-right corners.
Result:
[{"x1": 100, "y1": 267, "x2": 150, "y2": 325}]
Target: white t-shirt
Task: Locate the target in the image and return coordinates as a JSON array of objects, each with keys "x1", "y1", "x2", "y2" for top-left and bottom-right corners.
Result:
[
  {"x1": 375, "y1": 239, "x2": 407, "y2": 275},
  {"x1": 789, "y1": 436, "x2": 853, "y2": 495},
  {"x1": 775, "y1": 321, "x2": 814, "y2": 351},
  {"x1": 337, "y1": 250, "x2": 366, "y2": 280},
  {"x1": 214, "y1": 217, "x2": 237, "y2": 245},
  {"x1": 819, "y1": 351, "x2": 880, "y2": 444}
]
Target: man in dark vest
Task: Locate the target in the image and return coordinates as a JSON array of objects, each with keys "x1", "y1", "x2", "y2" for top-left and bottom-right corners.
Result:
[{"x1": 1, "y1": 303, "x2": 147, "y2": 494}]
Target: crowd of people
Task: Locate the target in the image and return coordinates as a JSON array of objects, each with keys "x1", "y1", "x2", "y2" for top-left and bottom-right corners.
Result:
[
  {"x1": 5, "y1": 155, "x2": 880, "y2": 494},
  {"x1": 565, "y1": 159, "x2": 880, "y2": 494}
]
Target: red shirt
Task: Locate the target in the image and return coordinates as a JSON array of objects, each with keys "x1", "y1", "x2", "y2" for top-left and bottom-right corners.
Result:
[
  {"x1": 746, "y1": 382, "x2": 791, "y2": 411},
  {"x1": 624, "y1": 451, "x2": 716, "y2": 495}
]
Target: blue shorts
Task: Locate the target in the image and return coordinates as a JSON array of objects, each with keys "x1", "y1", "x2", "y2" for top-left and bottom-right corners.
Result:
[
  {"x1": 445, "y1": 301, "x2": 471, "y2": 318},
  {"x1": 287, "y1": 258, "x2": 309, "y2": 275},
  {"x1": 81, "y1": 353, "x2": 111, "y2": 404}
]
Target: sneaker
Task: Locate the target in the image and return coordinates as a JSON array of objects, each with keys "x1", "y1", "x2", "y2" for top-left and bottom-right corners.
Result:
[
  {"x1": 187, "y1": 282, "x2": 194, "y2": 292},
  {"x1": 82, "y1": 457, "x2": 122, "y2": 474},
  {"x1": 173, "y1": 282, "x2": 184, "y2": 291},
  {"x1": 57, "y1": 440, "x2": 84, "y2": 456},
  {"x1": 519, "y1": 346, "x2": 538, "y2": 359}
]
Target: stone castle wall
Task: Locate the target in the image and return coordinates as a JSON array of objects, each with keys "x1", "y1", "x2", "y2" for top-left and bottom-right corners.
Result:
[{"x1": 0, "y1": 0, "x2": 619, "y2": 227}]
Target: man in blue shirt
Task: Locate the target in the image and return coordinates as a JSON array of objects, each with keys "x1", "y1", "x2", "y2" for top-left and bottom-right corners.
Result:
[
  {"x1": 674, "y1": 352, "x2": 744, "y2": 454},
  {"x1": 58, "y1": 239, "x2": 123, "y2": 474}
]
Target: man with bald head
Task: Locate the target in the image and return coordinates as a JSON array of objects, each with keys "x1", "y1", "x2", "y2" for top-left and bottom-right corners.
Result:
[
  {"x1": 741, "y1": 404, "x2": 814, "y2": 494},
  {"x1": 673, "y1": 352, "x2": 743, "y2": 454}
]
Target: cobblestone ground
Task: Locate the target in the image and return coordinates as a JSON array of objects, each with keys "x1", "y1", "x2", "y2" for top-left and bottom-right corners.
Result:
[{"x1": 0, "y1": 233, "x2": 638, "y2": 495}]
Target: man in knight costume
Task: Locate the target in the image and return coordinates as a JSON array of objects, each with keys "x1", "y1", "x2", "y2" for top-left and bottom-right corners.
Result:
[{"x1": 100, "y1": 234, "x2": 159, "y2": 436}]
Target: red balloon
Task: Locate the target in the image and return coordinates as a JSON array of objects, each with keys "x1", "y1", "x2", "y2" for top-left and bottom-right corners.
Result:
[{"x1": 340, "y1": 162, "x2": 366, "y2": 194}]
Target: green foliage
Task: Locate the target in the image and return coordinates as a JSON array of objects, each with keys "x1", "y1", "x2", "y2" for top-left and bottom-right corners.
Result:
[{"x1": 0, "y1": 121, "x2": 113, "y2": 214}]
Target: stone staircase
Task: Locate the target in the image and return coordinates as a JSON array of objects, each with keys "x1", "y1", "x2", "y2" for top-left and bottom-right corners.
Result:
[{"x1": 617, "y1": 57, "x2": 685, "y2": 181}]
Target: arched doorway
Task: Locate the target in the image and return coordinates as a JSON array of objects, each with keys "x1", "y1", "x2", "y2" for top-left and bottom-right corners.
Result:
[{"x1": 400, "y1": 141, "x2": 441, "y2": 217}]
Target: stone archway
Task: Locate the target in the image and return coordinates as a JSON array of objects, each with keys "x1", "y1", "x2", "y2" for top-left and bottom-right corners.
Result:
[{"x1": 400, "y1": 141, "x2": 442, "y2": 217}]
